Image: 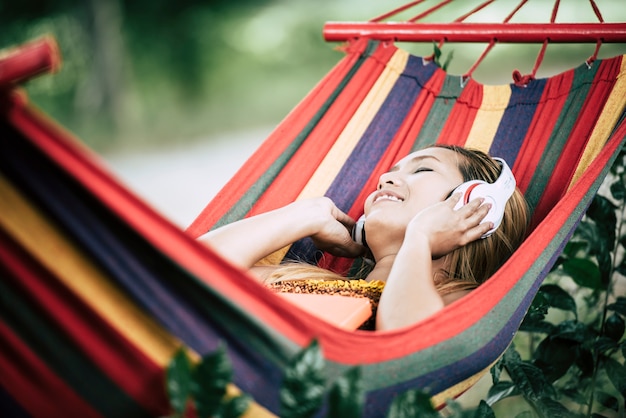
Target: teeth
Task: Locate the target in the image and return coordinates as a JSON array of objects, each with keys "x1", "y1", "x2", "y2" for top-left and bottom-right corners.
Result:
[{"x1": 375, "y1": 195, "x2": 402, "y2": 203}]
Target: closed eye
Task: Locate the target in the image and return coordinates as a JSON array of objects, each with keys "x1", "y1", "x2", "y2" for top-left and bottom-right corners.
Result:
[{"x1": 413, "y1": 167, "x2": 433, "y2": 174}]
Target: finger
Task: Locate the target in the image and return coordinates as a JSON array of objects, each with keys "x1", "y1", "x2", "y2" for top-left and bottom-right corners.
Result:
[
  {"x1": 446, "y1": 192, "x2": 462, "y2": 207},
  {"x1": 461, "y1": 199, "x2": 493, "y2": 222},
  {"x1": 466, "y1": 201, "x2": 491, "y2": 222},
  {"x1": 458, "y1": 220, "x2": 494, "y2": 245},
  {"x1": 334, "y1": 209, "x2": 357, "y2": 229},
  {"x1": 328, "y1": 240, "x2": 366, "y2": 258}
]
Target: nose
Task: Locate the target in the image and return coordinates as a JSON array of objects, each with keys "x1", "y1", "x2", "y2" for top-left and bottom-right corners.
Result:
[{"x1": 378, "y1": 171, "x2": 402, "y2": 189}]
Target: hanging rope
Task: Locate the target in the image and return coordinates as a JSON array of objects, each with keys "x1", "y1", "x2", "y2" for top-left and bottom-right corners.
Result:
[
  {"x1": 512, "y1": 0, "x2": 561, "y2": 86},
  {"x1": 464, "y1": 0, "x2": 529, "y2": 80},
  {"x1": 425, "y1": 0, "x2": 498, "y2": 65},
  {"x1": 586, "y1": 0, "x2": 605, "y2": 66},
  {"x1": 322, "y1": 0, "x2": 626, "y2": 84},
  {"x1": 370, "y1": 0, "x2": 426, "y2": 22}
]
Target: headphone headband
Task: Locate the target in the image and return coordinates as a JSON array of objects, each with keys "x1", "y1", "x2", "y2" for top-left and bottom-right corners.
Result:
[{"x1": 492, "y1": 158, "x2": 516, "y2": 198}]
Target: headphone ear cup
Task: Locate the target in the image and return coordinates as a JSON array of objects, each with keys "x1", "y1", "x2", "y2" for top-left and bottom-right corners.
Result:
[
  {"x1": 453, "y1": 181, "x2": 503, "y2": 238},
  {"x1": 452, "y1": 157, "x2": 517, "y2": 238},
  {"x1": 352, "y1": 215, "x2": 367, "y2": 247},
  {"x1": 452, "y1": 180, "x2": 487, "y2": 209}
]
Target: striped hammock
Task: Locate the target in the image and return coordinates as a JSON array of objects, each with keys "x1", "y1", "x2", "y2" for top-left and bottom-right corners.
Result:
[{"x1": 1, "y1": 36, "x2": 625, "y2": 417}]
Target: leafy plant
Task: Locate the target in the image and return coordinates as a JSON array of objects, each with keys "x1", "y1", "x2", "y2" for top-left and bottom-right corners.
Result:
[
  {"x1": 487, "y1": 149, "x2": 626, "y2": 417},
  {"x1": 280, "y1": 339, "x2": 366, "y2": 418},
  {"x1": 432, "y1": 42, "x2": 454, "y2": 71},
  {"x1": 164, "y1": 344, "x2": 250, "y2": 418}
]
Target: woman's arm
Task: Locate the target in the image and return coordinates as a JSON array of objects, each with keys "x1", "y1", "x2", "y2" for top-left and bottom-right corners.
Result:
[
  {"x1": 376, "y1": 195, "x2": 492, "y2": 330},
  {"x1": 199, "y1": 197, "x2": 363, "y2": 270}
]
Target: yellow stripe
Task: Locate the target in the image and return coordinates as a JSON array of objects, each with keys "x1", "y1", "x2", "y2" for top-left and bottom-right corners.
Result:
[
  {"x1": 431, "y1": 362, "x2": 494, "y2": 408},
  {"x1": 260, "y1": 49, "x2": 410, "y2": 265},
  {"x1": 0, "y1": 173, "x2": 180, "y2": 366},
  {"x1": 569, "y1": 56, "x2": 626, "y2": 188},
  {"x1": 297, "y1": 48, "x2": 410, "y2": 199},
  {"x1": 465, "y1": 85, "x2": 512, "y2": 152},
  {"x1": 0, "y1": 172, "x2": 275, "y2": 417}
]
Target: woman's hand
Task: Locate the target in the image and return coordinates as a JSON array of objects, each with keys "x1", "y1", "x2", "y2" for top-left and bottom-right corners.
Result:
[
  {"x1": 406, "y1": 193, "x2": 493, "y2": 259},
  {"x1": 300, "y1": 197, "x2": 366, "y2": 258},
  {"x1": 201, "y1": 196, "x2": 365, "y2": 269}
]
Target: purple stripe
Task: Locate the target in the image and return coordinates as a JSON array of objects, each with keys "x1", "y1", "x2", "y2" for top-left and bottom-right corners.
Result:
[{"x1": 489, "y1": 78, "x2": 547, "y2": 164}]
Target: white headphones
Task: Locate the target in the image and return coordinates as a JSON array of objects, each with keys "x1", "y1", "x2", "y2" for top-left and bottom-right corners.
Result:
[
  {"x1": 352, "y1": 157, "x2": 516, "y2": 245},
  {"x1": 452, "y1": 157, "x2": 516, "y2": 238}
]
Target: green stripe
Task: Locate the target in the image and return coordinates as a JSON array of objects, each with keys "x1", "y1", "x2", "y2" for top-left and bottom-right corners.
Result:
[
  {"x1": 0, "y1": 277, "x2": 151, "y2": 418},
  {"x1": 524, "y1": 61, "x2": 601, "y2": 212},
  {"x1": 411, "y1": 74, "x2": 465, "y2": 150},
  {"x1": 212, "y1": 41, "x2": 381, "y2": 229}
]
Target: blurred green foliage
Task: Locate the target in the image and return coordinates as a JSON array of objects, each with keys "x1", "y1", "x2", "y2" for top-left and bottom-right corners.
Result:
[{"x1": 1, "y1": 0, "x2": 359, "y2": 150}]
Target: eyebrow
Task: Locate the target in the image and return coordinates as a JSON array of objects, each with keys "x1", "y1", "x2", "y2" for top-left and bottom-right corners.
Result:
[{"x1": 389, "y1": 155, "x2": 441, "y2": 172}]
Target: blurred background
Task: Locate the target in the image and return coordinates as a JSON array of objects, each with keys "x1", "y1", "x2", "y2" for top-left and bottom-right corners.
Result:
[{"x1": 2, "y1": 0, "x2": 626, "y2": 228}]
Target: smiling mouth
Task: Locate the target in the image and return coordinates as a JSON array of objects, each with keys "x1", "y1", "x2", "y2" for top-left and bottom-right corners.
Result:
[{"x1": 374, "y1": 194, "x2": 404, "y2": 204}]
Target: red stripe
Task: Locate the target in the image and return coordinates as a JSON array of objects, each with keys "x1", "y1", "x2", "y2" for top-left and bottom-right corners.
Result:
[
  {"x1": 512, "y1": 73, "x2": 574, "y2": 196},
  {"x1": 463, "y1": 183, "x2": 481, "y2": 204},
  {"x1": 436, "y1": 79, "x2": 483, "y2": 146},
  {"x1": 186, "y1": 39, "x2": 375, "y2": 236},
  {"x1": 0, "y1": 231, "x2": 169, "y2": 416},
  {"x1": 533, "y1": 58, "x2": 622, "y2": 223},
  {"x1": 0, "y1": 322, "x2": 105, "y2": 418},
  {"x1": 249, "y1": 42, "x2": 399, "y2": 216}
]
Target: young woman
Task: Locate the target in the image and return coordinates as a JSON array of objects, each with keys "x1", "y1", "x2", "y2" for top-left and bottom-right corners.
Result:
[{"x1": 200, "y1": 145, "x2": 529, "y2": 330}]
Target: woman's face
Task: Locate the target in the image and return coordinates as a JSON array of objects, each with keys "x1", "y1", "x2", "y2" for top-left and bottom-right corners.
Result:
[{"x1": 363, "y1": 147, "x2": 464, "y2": 230}]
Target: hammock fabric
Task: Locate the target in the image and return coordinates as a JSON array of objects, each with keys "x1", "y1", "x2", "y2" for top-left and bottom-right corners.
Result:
[{"x1": 1, "y1": 29, "x2": 626, "y2": 418}]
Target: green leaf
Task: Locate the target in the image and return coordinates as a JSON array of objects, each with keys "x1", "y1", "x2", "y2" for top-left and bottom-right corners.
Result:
[
  {"x1": 386, "y1": 389, "x2": 438, "y2": 418},
  {"x1": 218, "y1": 394, "x2": 251, "y2": 418},
  {"x1": 587, "y1": 195, "x2": 617, "y2": 235},
  {"x1": 432, "y1": 42, "x2": 442, "y2": 60},
  {"x1": 607, "y1": 297, "x2": 626, "y2": 316},
  {"x1": 503, "y1": 348, "x2": 556, "y2": 403},
  {"x1": 551, "y1": 320, "x2": 589, "y2": 343},
  {"x1": 604, "y1": 358, "x2": 626, "y2": 396},
  {"x1": 485, "y1": 381, "x2": 518, "y2": 405},
  {"x1": 533, "y1": 337, "x2": 578, "y2": 382},
  {"x1": 442, "y1": 50, "x2": 454, "y2": 71},
  {"x1": 279, "y1": 339, "x2": 326, "y2": 418},
  {"x1": 574, "y1": 348, "x2": 595, "y2": 377},
  {"x1": 590, "y1": 336, "x2": 619, "y2": 355},
  {"x1": 563, "y1": 241, "x2": 589, "y2": 258},
  {"x1": 604, "y1": 313, "x2": 625, "y2": 342},
  {"x1": 473, "y1": 400, "x2": 496, "y2": 418},
  {"x1": 327, "y1": 367, "x2": 364, "y2": 418},
  {"x1": 193, "y1": 343, "x2": 232, "y2": 418},
  {"x1": 562, "y1": 257, "x2": 602, "y2": 289},
  {"x1": 167, "y1": 348, "x2": 193, "y2": 414},
  {"x1": 535, "y1": 397, "x2": 571, "y2": 417},
  {"x1": 490, "y1": 356, "x2": 505, "y2": 385},
  {"x1": 538, "y1": 284, "x2": 578, "y2": 317}
]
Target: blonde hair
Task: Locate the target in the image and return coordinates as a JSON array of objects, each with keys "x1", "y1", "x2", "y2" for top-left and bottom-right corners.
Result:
[{"x1": 268, "y1": 145, "x2": 529, "y2": 297}]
